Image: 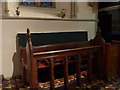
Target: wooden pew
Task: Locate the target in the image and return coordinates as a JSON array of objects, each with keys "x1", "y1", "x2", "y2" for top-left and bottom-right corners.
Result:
[
  {"x1": 13, "y1": 28, "x2": 120, "y2": 89},
  {"x1": 22, "y1": 29, "x2": 104, "y2": 89}
]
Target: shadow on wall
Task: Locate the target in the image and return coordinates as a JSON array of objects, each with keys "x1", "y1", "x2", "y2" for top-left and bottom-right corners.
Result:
[{"x1": 12, "y1": 52, "x2": 21, "y2": 79}]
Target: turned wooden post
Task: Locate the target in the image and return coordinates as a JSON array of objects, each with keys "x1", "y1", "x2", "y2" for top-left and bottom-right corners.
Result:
[
  {"x1": 64, "y1": 56, "x2": 69, "y2": 89},
  {"x1": 88, "y1": 52, "x2": 92, "y2": 82},
  {"x1": 97, "y1": 48, "x2": 103, "y2": 80},
  {"x1": 76, "y1": 55, "x2": 81, "y2": 87},
  {"x1": 49, "y1": 58, "x2": 55, "y2": 90}
]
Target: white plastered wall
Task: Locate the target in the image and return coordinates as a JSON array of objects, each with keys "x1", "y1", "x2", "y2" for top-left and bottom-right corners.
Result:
[
  {"x1": 76, "y1": 2, "x2": 98, "y2": 19},
  {"x1": 0, "y1": 1, "x2": 2, "y2": 75}
]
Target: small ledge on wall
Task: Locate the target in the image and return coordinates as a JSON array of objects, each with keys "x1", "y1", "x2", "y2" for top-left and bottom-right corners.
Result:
[{"x1": 2, "y1": 16, "x2": 98, "y2": 22}]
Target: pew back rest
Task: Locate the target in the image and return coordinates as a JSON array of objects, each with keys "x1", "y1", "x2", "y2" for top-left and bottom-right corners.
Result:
[{"x1": 17, "y1": 31, "x2": 88, "y2": 47}]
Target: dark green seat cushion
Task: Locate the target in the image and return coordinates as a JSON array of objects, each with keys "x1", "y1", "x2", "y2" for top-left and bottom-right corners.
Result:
[{"x1": 17, "y1": 31, "x2": 88, "y2": 47}]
